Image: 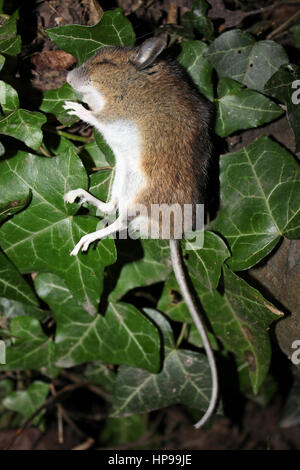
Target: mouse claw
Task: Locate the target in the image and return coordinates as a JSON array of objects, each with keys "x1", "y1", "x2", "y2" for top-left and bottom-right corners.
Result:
[
  {"x1": 70, "y1": 233, "x2": 100, "y2": 256},
  {"x1": 63, "y1": 101, "x2": 95, "y2": 124},
  {"x1": 64, "y1": 189, "x2": 85, "y2": 204}
]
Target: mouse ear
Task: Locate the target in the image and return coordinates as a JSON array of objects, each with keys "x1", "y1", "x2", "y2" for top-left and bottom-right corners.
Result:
[{"x1": 134, "y1": 37, "x2": 166, "y2": 70}]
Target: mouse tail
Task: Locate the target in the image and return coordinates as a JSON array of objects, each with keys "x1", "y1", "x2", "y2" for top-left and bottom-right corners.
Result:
[{"x1": 169, "y1": 238, "x2": 218, "y2": 428}]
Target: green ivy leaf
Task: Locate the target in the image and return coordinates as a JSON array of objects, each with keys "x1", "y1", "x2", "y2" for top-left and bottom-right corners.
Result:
[
  {"x1": 178, "y1": 40, "x2": 214, "y2": 101},
  {"x1": 201, "y1": 266, "x2": 283, "y2": 394},
  {"x1": 0, "y1": 11, "x2": 21, "y2": 56},
  {"x1": 0, "y1": 149, "x2": 116, "y2": 314},
  {"x1": 39, "y1": 83, "x2": 79, "y2": 126},
  {"x1": 47, "y1": 9, "x2": 135, "y2": 65},
  {"x1": 101, "y1": 415, "x2": 145, "y2": 446},
  {"x1": 34, "y1": 272, "x2": 160, "y2": 372},
  {"x1": 1, "y1": 316, "x2": 55, "y2": 371},
  {"x1": 84, "y1": 361, "x2": 115, "y2": 393},
  {"x1": 3, "y1": 381, "x2": 50, "y2": 426},
  {"x1": 0, "y1": 80, "x2": 19, "y2": 114},
  {"x1": 0, "y1": 251, "x2": 38, "y2": 307},
  {"x1": 213, "y1": 136, "x2": 300, "y2": 270},
  {"x1": 80, "y1": 140, "x2": 112, "y2": 170},
  {"x1": 206, "y1": 30, "x2": 289, "y2": 91},
  {"x1": 89, "y1": 170, "x2": 113, "y2": 206},
  {"x1": 182, "y1": 0, "x2": 214, "y2": 41},
  {"x1": 0, "y1": 192, "x2": 30, "y2": 224},
  {"x1": 215, "y1": 78, "x2": 283, "y2": 137},
  {"x1": 264, "y1": 64, "x2": 300, "y2": 152},
  {"x1": 291, "y1": 24, "x2": 300, "y2": 48},
  {"x1": 0, "y1": 54, "x2": 4, "y2": 71},
  {"x1": 112, "y1": 309, "x2": 212, "y2": 417},
  {"x1": 109, "y1": 239, "x2": 171, "y2": 302},
  {"x1": 158, "y1": 231, "x2": 230, "y2": 322},
  {"x1": 0, "y1": 298, "x2": 45, "y2": 323},
  {"x1": 0, "y1": 109, "x2": 46, "y2": 150},
  {"x1": 94, "y1": 130, "x2": 115, "y2": 167},
  {"x1": 187, "y1": 324, "x2": 219, "y2": 350}
]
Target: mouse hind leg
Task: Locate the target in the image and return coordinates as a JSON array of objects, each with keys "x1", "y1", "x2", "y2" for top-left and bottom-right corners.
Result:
[
  {"x1": 69, "y1": 212, "x2": 128, "y2": 256},
  {"x1": 64, "y1": 188, "x2": 117, "y2": 214}
]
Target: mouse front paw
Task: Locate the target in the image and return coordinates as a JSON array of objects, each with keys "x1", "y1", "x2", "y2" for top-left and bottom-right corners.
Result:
[
  {"x1": 70, "y1": 233, "x2": 99, "y2": 256},
  {"x1": 63, "y1": 101, "x2": 93, "y2": 122},
  {"x1": 64, "y1": 188, "x2": 88, "y2": 205}
]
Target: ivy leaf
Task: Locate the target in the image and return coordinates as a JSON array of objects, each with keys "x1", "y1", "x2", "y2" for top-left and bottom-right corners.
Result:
[
  {"x1": 0, "y1": 10, "x2": 21, "y2": 56},
  {"x1": 112, "y1": 309, "x2": 212, "y2": 417},
  {"x1": 94, "y1": 130, "x2": 116, "y2": 167},
  {"x1": 206, "y1": 30, "x2": 289, "y2": 91},
  {"x1": 213, "y1": 136, "x2": 300, "y2": 270},
  {"x1": 291, "y1": 24, "x2": 300, "y2": 48},
  {"x1": 0, "y1": 298, "x2": 45, "y2": 323},
  {"x1": 109, "y1": 239, "x2": 171, "y2": 302},
  {"x1": 200, "y1": 266, "x2": 283, "y2": 394},
  {"x1": 215, "y1": 78, "x2": 283, "y2": 137},
  {"x1": 34, "y1": 272, "x2": 160, "y2": 373},
  {"x1": 80, "y1": 140, "x2": 112, "y2": 171},
  {"x1": 101, "y1": 415, "x2": 145, "y2": 446},
  {"x1": 182, "y1": 0, "x2": 214, "y2": 41},
  {"x1": 0, "y1": 109, "x2": 46, "y2": 150},
  {"x1": 0, "y1": 316, "x2": 55, "y2": 371},
  {"x1": 84, "y1": 361, "x2": 116, "y2": 393},
  {"x1": 39, "y1": 83, "x2": 79, "y2": 126},
  {"x1": 0, "y1": 80, "x2": 19, "y2": 114},
  {"x1": 158, "y1": 231, "x2": 230, "y2": 322},
  {"x1": 0, "y1": 251, "x2": 38, "y2": 307},
  {"x1": 0, "y1": 54, "x2": 5, "y2": 71},
  {"x1": 264, "y1": 64, "x2": 300, "y2": 152},
  {"x1": 187, "y1": 324, "x2": 219, "y2": 350},
  {"x1": 47, "y1": 9, "x2": 135, "y2": 65},
  {"x1": 0, "y1": 192, "x2": 30, "y2": 224},
  {"x1": 89, "y1": 170, "x2": 113, "y2": 206},
  {"x1": 3, "y1": 381, "x2": 50, "y2": 426},
  {"x1": 178, "y1": 40, "x2": 214, "y2": 101},
  {"x1": 0, "y1": 149, "x2": 116, "y2": 315}
]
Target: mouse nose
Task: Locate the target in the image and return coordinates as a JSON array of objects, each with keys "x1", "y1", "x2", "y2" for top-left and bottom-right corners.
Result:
[{"x1": 66, "y1": 70, "x2": 74, "y2": 86}]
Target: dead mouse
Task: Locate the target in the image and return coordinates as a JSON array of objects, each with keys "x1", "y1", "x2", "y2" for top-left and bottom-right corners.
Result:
[{"x1": 63, "y1": 37, "x2": 217, "y2": 428}]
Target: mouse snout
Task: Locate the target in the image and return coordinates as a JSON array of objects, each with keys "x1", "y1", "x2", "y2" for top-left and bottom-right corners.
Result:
[
  {"x1": 66, "y1": 69, "x2": 74, "y2": 86},
  {"x1": 66, "y1": 67, "x2": 88, "y2": 91}
]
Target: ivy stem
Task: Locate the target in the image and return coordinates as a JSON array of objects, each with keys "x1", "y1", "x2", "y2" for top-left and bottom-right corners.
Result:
[
  {"x1": 176, "y1": 323, "x2": 188, "y2": 349},
  {"x1": 44, "y1": 126, "x2": 90, "y2": 143}
]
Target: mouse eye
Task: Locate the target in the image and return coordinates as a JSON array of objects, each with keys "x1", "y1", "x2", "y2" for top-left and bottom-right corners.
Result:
[{"x1": 94, "y1": 59, "x2": 117, "y2": 67}]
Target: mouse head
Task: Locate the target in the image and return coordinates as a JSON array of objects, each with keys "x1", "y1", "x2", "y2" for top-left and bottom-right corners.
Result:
[{"x1": 66, "y1": 37, "x2": 167, "y2": 115}]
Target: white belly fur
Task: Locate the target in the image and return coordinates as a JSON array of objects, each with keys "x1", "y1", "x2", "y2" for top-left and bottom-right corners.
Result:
[{"x1": 94, "y1": 119, "x2": 146, "y2": 214}]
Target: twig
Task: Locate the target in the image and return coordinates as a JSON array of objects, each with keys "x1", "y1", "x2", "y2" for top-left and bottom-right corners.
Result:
[
  {"x1": 167, "y1": 2, "x2": 178, "y2": 25},
  {"x1": 57, "y1": 404, "x2": 64, "y2": 444},
  {"x1": 59, "y1": 407, "x2": 86, "y2": 438},
  {"x1": 3, "y1": 382, "x2": 90, "y2": 450},
  {"x1": 50, "y1": 383, "x2": 64, "y2": 444},
  {"x1": 60, "y1": 370, "x2": 113, "y2": 401},
  {"x1": 267, "y1": 10, "x2": 300, "y2": 39},
  {"x1": 176, "y1": 323, "x2": 188, "y2": 348},
  {"x1": 73, "y1": 437, "x2": 95, "y2": 450},
  {"x1": 207, "y1": 0, "x2": 298, "y2": 30},
  {"x1": 44, "y1": 126, "x2": 90, "y2": 143},
  {"x1": 92, "y1": 166, "x2": 114, "y2": 171}
]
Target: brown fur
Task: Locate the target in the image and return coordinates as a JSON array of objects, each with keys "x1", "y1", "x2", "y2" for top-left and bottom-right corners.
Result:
[{"x1": 83, "y1": 45, "x2": 213, "y2": 236}]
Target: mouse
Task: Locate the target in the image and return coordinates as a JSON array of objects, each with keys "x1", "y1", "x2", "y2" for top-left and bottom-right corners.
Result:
[{"x1": 63, "y1": 37, "x2": 217, "y2": 428}]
